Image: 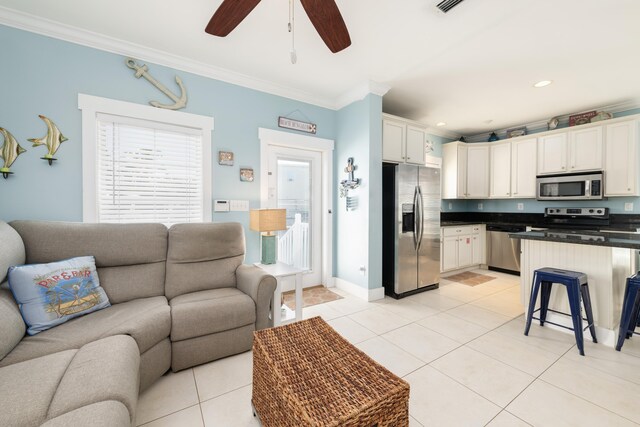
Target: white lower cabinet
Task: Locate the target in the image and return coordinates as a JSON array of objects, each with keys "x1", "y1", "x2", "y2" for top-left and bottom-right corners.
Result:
[{"x1": 441, "y1": 225, "x2": 485, "y2": 272}]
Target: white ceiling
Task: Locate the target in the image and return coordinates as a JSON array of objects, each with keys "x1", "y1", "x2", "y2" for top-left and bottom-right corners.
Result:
[{"x1": 1, "y1": 0, "x2": 639, "y2": 135}]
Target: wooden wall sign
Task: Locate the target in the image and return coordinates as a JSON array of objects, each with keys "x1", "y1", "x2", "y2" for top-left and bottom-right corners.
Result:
[{"x1": 278, "y1": 117, "x2": 317, "y2": 134}]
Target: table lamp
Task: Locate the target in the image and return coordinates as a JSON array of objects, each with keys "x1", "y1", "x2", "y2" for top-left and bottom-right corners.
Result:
[{"x1": 250, "y1": 209, "x2": 287, "y2": 265}]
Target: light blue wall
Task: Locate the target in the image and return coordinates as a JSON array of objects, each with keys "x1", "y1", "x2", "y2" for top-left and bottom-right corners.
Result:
[
  {"x1": 0, "y1": 25, "x2": 337, "y2": 263},
  {"x1": 335, "y1": 94, "x2": 382, "y2": 289}
]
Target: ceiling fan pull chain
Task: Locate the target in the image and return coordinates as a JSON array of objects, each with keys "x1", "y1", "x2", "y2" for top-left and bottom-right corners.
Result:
[{"x1": 289, "y1": 0, "x2": 297, "y2": 64}]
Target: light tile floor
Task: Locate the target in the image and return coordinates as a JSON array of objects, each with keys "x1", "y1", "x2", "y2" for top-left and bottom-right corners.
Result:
[{"x1": 136, "y1": 269, "x2": 640, "y2": 426}]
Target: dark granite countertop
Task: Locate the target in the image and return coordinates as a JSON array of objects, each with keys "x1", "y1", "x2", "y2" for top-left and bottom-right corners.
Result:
[
  {"x1": 509, "y1": 229, "x2": 640, "y2": 249},
  {"x1": 441, "y1": 212, "x2": 640, "y2": 232}
]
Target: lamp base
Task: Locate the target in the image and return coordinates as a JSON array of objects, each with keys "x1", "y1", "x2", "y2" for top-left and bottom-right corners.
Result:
[{"x1": 261, "y1": 234, "x2": 277, "y2": 265}]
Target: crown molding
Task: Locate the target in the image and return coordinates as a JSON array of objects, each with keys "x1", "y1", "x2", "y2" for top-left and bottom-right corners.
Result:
[
  {"x1": 334, "y1": 81, "x2": 392, "y2": 110},
  {"x1": 382, "y1": 113, "x2": 459, "y2": 140},
  {"x1": 0, "y1": 6, "x2": 371, "y2": 110},
  {"x1": 465, "y1": 99, "x2": 640, "y2": 143}
]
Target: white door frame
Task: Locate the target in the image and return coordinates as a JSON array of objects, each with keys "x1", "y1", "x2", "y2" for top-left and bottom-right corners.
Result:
[{"x1": 258, "y1": 128, "x2": 334, "y2": 287}]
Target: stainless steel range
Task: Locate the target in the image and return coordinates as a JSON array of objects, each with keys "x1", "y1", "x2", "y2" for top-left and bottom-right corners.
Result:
[{"x1": 542, "y1": 207, "x2": 610, "y2": 230}]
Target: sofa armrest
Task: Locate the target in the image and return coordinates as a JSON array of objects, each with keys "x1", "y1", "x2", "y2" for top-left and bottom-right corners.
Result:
[{"x1": 236, "y1": 264, "x2": 277, "y2": 330}]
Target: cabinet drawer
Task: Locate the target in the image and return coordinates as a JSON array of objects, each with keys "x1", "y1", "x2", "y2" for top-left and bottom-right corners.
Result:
[{"x1": 443, "y1": 226, "x2": 473, "y2": 236}]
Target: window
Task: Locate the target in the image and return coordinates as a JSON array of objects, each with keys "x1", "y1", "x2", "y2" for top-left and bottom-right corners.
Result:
[{"x1": 80, "y1": 94, "x2": 213, "y2": 225}]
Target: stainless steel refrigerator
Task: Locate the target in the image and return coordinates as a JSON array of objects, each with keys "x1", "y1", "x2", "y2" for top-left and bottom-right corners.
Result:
[{"x1": 382, "y1": 163, "x2": 441, "y2": 298}]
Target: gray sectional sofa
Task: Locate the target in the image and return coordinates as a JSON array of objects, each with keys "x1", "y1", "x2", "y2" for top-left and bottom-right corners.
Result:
[{"x1": 0, "y1": 220, "x2": 276, "y2": 427}]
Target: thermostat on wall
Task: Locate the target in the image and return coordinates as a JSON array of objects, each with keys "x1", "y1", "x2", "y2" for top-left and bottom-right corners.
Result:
[{"x1": 214, "y1": 200, "x2": 230, "y2": 212}]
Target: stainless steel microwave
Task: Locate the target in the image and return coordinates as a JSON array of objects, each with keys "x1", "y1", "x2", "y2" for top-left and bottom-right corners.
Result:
[{"x1": 536, "y1": 172, "x2": 604, "y2": 200}]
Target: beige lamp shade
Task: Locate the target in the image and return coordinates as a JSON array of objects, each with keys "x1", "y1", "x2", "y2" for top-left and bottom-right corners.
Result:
[{"x1": 249, "y1": 209, "x2": 286, "y2": 234}]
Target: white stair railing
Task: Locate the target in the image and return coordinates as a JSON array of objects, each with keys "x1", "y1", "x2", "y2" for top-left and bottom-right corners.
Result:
[{"x1": 278, "y1": 213, "x2": 310, "y2": 270}]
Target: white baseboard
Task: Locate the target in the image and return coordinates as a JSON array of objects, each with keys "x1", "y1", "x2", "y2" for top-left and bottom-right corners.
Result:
[{"x1": 333, "y1": 277, "x2": 385, "y2": 302}]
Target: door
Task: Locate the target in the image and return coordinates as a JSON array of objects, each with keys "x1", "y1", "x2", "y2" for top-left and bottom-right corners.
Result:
[
  {"x1": 442, "y1": 236, "x2": 458, "y2": 271},
  {"x1": 457, "y1": 235, "x2": 473, "y2": 267},
  {"x1": 267, "y1": 146, "x2": 322, "y2": 287},
  {"x1": 397, "y1": 164, "x2": 418, "y2": 293},
  {"x1": 511, "y1": 138, "x2": 538, "y2": 198},
  {"x1": 489, "y1": 141, "x2": 512, "y2": 198},
  {"x1": 418, "y1": 166, "x2": 440, "y2": 287},
  {"x1": 406, "y1": 125, "x2": 426, "y2": 165},
  {"x1": 382, "y1": 120, "x2": 405, "y2": 163},
  {"x1": 569, "y1": 127, "x2": 603, "y2": 172},
  {"x1": 466, "y1": 145, "x2": 489, "y2": 198},
  {"x1": 605, "y1": 120, "x2": 638, "y2": 196},
  {"x1": 537, "y1": 133, "x2": 567, "y2": 174}
]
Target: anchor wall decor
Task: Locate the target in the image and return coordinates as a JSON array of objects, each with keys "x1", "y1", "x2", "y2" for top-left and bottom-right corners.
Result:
[
  {"x1": 126, "y1": 58, "x2": 188, "y2": 110},
  {"x1": 29, "y1": 115, "x2": 67, "y2": 166},
  {"x1": 0, "y1": 127, "x2": 26, "y2": 178},
  {"x1": 339, "y1": 157, "x2": 361, "y2": 211}
]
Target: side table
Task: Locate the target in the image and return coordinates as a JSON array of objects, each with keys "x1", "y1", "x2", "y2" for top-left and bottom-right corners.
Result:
[{"x1": 254, "y1": 262, "x2": 304, "y2": 326}]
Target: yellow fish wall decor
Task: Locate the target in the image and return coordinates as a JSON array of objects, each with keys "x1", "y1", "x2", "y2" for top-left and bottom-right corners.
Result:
[
  {"x1": 0, "y1": 127, "x2": 26, "y2": 179},
  {"x1": 29, "y1": 115, "x2": 68, "y2": 165}
]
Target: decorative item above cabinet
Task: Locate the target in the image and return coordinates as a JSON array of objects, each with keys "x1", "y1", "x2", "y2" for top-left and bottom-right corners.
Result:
[{"x1": 382, "y1": 114, "x2": 433, "y2": 165}]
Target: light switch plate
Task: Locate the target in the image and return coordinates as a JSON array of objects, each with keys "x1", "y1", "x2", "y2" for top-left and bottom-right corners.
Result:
[
  {"x1": 230, "y1": 200, "x2": 249, "y2": 211},
  {"x1": 517, "y1": 203, "x2": 524, "y2": 211},
  {"x1": 625, "y1": 202, "x2": 634, "y2": 212},
  {"x1": 477, "y1": 203, "x2": 483, "y2": 210},
  {"x1": 448, "y1": 202, "x2": 453, "y2": 210}
]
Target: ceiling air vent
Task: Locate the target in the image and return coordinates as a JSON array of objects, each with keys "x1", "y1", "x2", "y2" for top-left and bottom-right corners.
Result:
[{"x1": 436, "y1": 0, "x2": 466, "y2": 13}]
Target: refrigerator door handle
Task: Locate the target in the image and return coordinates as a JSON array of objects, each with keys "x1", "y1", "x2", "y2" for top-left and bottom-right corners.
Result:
[
  {"x1": 416, "y1": 185, "x2": 424, "y2": 251},
  {"x1": 412, "y1": 186, "x2": 419, "y2": 250}
]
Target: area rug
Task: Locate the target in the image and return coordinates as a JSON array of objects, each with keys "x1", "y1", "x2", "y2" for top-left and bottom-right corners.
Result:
[
  {"x1": 282, "y1": 285, "x2": 343, "y2": 310},
  {"x1": 444, "y1": 271, "x2": 496, "y2": 286}
]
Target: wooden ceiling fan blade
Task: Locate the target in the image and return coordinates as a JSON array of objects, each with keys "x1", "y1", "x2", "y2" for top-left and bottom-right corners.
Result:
[
  {"x1": 205, "y1": 0, "x2": 261, "y2": 37},
  {"x1": 299, "y1": 0, "x2": 351, "y2": 53}
]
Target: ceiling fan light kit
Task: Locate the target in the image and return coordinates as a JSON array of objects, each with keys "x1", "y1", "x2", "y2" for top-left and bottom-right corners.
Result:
[{"x1": 205, "y1": 0, "x2": 351, "y2": 60}]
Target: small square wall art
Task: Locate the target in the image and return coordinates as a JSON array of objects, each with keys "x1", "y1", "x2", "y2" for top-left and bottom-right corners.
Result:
[
  {"x1": 240, "y1": 168, "x2": 254, "y2": 182},
  {"x1": 218, "y1": 151, "x2": 234, "y2": 166}
]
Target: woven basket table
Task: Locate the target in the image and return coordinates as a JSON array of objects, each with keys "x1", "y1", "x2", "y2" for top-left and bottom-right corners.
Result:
[{"x1": 252, "y1": 316, "x2": 410, "y2": 427}]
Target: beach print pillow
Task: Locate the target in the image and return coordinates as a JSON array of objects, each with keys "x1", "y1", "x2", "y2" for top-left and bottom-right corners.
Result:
[{"x1": 8, "y1": 256, "x2": 111, "y2": 335}]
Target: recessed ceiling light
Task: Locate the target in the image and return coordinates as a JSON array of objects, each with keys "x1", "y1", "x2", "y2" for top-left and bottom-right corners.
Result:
[
  {"x1": 533, "y1": 80, "x2": 553, "y2": 88},
  {"x1": 436, "y1": 122, "x2": 446, "y2": 127}
]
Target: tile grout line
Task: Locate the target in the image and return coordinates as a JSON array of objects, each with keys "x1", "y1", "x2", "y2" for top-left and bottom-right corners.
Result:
[
  {"x1": 136, "y1": 404, "x2": 201, "y2": 427},
  {"x1": 191, "y1": 369, "x2": 206, "y2": 427}
]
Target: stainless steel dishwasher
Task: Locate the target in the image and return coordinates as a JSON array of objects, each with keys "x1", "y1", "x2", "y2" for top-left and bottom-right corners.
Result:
[{"x1": 486, "y1": 225, "x2": 526, "y2": 274}]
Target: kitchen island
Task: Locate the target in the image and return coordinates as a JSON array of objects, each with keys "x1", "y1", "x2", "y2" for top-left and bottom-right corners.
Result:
[{"x1": 510, "y1": 229, "x2": 640, "y2": 346}]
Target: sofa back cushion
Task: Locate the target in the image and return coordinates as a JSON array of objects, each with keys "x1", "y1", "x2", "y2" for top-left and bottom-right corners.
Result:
[
  {"x1": 0, "y1": 221, "x2": 27, "y2": 359},
  {"x1": 9, "y1": 221, "x2": 168, "y2": 304},
  {"x1": 165, "y1": 223, "x2": 245, "y2": 300}
]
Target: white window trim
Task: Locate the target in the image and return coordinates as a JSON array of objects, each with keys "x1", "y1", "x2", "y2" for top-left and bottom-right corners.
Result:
[{"x1": 78, "y1": 93, "x2": 214, "y2": 223}]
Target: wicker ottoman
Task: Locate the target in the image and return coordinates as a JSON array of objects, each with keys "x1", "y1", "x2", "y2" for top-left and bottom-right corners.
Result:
[{"x1": 252, "y1": 316, "x2": 410, "y2": 427}]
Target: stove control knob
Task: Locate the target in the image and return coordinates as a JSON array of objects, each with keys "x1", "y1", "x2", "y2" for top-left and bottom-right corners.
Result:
[
  {"x1": 597, "y1": 209, "x2": 603, "y2": 214},
  {"x1": 589, "y1": 209, "x2": 594, "y2": 213}
]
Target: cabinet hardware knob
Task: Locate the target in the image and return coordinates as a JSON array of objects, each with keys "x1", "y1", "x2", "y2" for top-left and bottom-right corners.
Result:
[
  {"x1": 629, "y1": 188, "x2": 632, "y2": 191},
  {"x1": 562, "y1": 166, "x2": 566, "y2": 169}
]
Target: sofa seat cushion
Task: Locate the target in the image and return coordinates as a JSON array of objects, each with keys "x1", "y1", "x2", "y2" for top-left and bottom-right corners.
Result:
[
  {"x1": 170, "y1": 288, "x2": 256, "y2": 341},
  {"x1": 40, "y1": 401, "x2": 131, "y2": 427},
  {"x1": 47, "y1": 335, "x2": 140, "y2": 422},
  {"x1": 0, "y1": 348, "x2": 76, "y2": 427},
  {"x1": 0, "y1": 296, "x2": 170, "y2": 367},
  {"x1": 0, "y1": 335, "x2": 139, "y2": 427}
]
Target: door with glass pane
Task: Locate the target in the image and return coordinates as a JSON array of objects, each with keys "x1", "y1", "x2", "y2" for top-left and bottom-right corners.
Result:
[{"x1": 267, "y1": 146, "x2": 322, "y2": 287}]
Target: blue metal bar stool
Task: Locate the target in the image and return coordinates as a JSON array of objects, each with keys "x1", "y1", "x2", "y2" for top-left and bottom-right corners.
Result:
[
  {"x1": 524, "y1": 267, "x2": 597, "y2": 356},
  {"x1": 616, "y1": 273, "x2": 640, "y2": 351}
]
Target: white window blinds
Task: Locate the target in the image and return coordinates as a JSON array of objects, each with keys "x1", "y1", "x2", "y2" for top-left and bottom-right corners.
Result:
[{"x1": 96, "y1": 114, "x2": 204, "y2": 225}]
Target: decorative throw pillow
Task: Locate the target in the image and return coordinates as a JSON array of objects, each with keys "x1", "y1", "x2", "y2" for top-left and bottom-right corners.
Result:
[{"x1": 8, "y1": 256, "x2": 111, "y2": 335}]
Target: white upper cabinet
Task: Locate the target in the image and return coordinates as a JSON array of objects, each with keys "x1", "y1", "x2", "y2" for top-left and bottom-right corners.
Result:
[
  {"x1": 382, "y1": 116, "x2": 430, "y2": 165},
  {"x1": 537, "y1": 133, "x2": 568, "y2": 174},
  {"x1": 466, "y1": 144, "x2": 490, "y2": 198},
  {"x1": 605, "y1": 120, "x2": 639, "y2": 196},
  {"x1": 511, "y1": 138, "x2": 538, "y2": 198},
  {"x1": 382, "y1": 119, "x2": 405, "y2": 163},
  {"x1": 406, "y1": 125, "x2": 427, "y2": 165},
  {"x1": 569, "y1": 127, "x2": 603, "y2": 172},
  {"x1": 442, "y1": 141, "x2": 468, "y2": 199},
  {"x1": 489, "y1": 141, "x2": 512, "y2": 198}
]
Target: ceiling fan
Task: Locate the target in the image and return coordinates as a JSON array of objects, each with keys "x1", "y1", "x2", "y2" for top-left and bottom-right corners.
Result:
[{"x1": 205, "y1": 0, "x2": 351, "y2": 54}]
